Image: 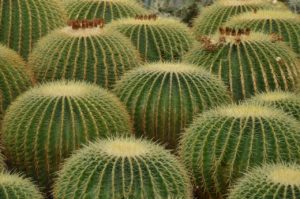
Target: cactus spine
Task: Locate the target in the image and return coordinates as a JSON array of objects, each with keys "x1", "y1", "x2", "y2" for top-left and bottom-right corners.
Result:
[
  {"x1": 114, "y1": 63, "x2": 231, "y2": 148},
  {"x1": 228, "y1": 163, "x2": 300, "y2": 199},
  {"x1": 226, "y1": 10, "x2": 300, "y2": 56},
  {"x1": 107, "y1": 17, "x2": 194, "y2": 62},
  {"x1": 179, "y1": 104, "x2": 300, "y2": 198},
  {"x1": 0, "y1": 173, "x2": 43, "y2": 199},
  {"x1": 53, "y1": 137, "x2": 192, "y2": 199},
  {"x1": 0, "y1": 0, "x2": 66, "y2": 59},
  {"x1": 1, "y1": 81, "x2": 132, "y2": 189},
  {"x1": 63, "y1": 0, "x2": 147, "y2": 23},
  {"x1": 184, "y1": 32, "x2": 299, "y2": 101},
  {"x1": 29, "y1": 26, "x2": 141, "y2": 89}
]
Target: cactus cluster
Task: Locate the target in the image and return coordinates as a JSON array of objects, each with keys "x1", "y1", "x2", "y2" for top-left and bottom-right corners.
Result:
[
  {"x1": 63, "y1": 0, "x2": 147, "y2": 23},
  {"x1": 53, "y1": 137, "x2": 192, "y2": 199},
  {"x1": 246, "y1": 91, "x2": 300, "y2": 120},
  {"x1": 184, "y1": 32, "x2": 299, "y2": 101},
  {"x1": 1, "y1": 81, "x2": 132, "y2": 189},
  {"x1": 0, "y1": 45, "x2": 32, "y2": 114},
  {"x1": 228, "y1": 163, "x2": 300, "y2": 199},
  {"x1": 0, "y1": 0, "x2": 66, "y2": 59},
  {"x1": 0, "y1": 173, "x2": 43, "y2": 199},
  {"x1": 226, "y1": 10, "x2": 300, "y2": 56},
  {"x1": 108, "y1": 17, "x2": 194, "y2": 62},
  {"x1": 114, "y1": 63, "x2": 231, "y2": 148},
  {"x1": 29, "y1": 25, "x2": 140, "y2": 89},
  {"x1": 180, "y1": 104, "x2": 300, "y2": 198}
]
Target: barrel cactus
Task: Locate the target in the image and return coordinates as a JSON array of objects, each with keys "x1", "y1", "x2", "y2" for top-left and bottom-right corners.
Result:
[
  {"x1": 114, "y1": 63, "x2": 231, "y2": 148},
  {"x1": 28, "y1": 26, "x2": 141, "y2": 89},
  {"x1": 193, "y1": 0, "x2": 284, "y2": 37},
  {"x1": 0, "y1": 0, "x2": 66, "y2": 59},
  {"x1": 107, "y1": 16, "x2": 194, "y2": 62},
  {"x1": 183, "y1": 32, "x2": 299, "y2": 101},
  {"x1": 0, "y1": 45, "x2": 32, "y2": 114},
  {"x1": 180, "y1": 104, "x2": 300, "y2": 198},
  {"x1": 53, "y1": 137, "x2": 192, "y2": 199},
  {"x1": 1, "y1": 81, "x2": 132, "y2": 189},
  {"x1": 63, "y1": 0, "x2": 147, "y2": 23},
  {"x1": 246, "y1": 91, "x2": 300, "y2": 121},
  {"x1": 226, "y1": 10, "x2": 300, "y2": 56},
  {"x1": 228, "y1": 163, "x2": 300, "y2": 199},
  {"x1": 0, "y1": 173, "x2": 43, "y2": 199}
]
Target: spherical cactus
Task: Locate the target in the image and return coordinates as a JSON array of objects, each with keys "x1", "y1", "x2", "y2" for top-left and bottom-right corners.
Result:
[
  {"x1": 193, "y1": 0, "x2": 285, "y2": 37},
  {"x1": 1, "y1": 81, "x2": 132, "y2": 190},
  {"x1": 0, "y1": 173, "x2": 43, "y2": 199},
  {"x1": 63, "y1": 0, "x2": 147, "y2": 23},
  {"x1": 179, "y1": 104, "x2": 300, "y2": 198},
  {"x1": 114, "y1": 63, "x2": 231, "y2": 149},
  {"x1": 107, "y1": 17, "x2": 194, "y2": 62},
  {"x1": 246, "y1": 91, "x2": 300, "y2": 121},
  {"x1": 226, "y1": 10, "x2": 300, "y2": 56},
  {"x1": 28, "y1": 26, "x2": 141, "y2": 89},
  {"x1": 228, "y1": 163, "x2": 300, "y2": 199},
  {"x1": 183, "y1": 32, "x2": 299, "y2": 101},
  {"x1": 53, "y1": 137, "x2": 192, "y2": 199},
  {"x1": 0, "y1": 45, "x2": 32, "y2": 114},
  {"x1": 0, "y1": 0, "x2": 66, "y2": 59}
]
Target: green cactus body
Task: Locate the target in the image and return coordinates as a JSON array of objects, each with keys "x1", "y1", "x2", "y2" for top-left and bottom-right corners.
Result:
[
  {"x1": 179, "y1": 104, "x2": 300, "y2": 198},
  {"x1": 228, "y1": 163, "x2": 300, "y2": 199},
  {"x1": 0, "y1": 45, "x2": 32, "y2": 113},
  {"x1": 246, "y1": 91, "x2": 300, "y2": 121},
  {"x1": 0, "y1": 0, "x2": 66, "y2": 59},
  {"x1": 63, "y1": 0, "x2": 147, "y2": 23},
  {"x1": 114, "y1": 63, "x2": 231, "y2": 148},
  {"x1": 28, "y1": 27, "x2": 141, "y2": 89},
  {"x1": 2, "y1": 81, "x2": 132, "y2": 189},
  {"x1": 53, "y1": 137, "x2": 192, "y2": 199},
  {"x1": 226, "y1": 10, "x2": 300, "y2": 56},
  {"x1": 107, "y1": 18, "x2": 194, "y2": 62},
  {"x1": 0, "y1": 173, "x2": 43, "y2": 199},
  {"x1": 183, "y1": 33, "x2": 299, "y2": 101}
]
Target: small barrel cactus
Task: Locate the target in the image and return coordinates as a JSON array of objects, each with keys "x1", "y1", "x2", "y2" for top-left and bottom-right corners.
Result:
[
  {"x1": 0, "y1": 0, "x2": 66, "y2": 59},
  {"x1": 226, "y1": 10, "x2": 300, "y2": 56},
  {"x1": 193, "y1": 0, "x2": 284, "y2": 37},
  {"x1": 180, "y1": 104, "x2": 300, "y2": 198},
  {"x1": 228, "y1": 163, "x2": 300, "y2": 199},
  {"x1": 29, "y1": 25, "x2": 141, "y2": 89},
  {"x1": 183, "y1": 32, "x2": 299, "y2": 101},
  {"x1": 107, "y1": 16, "x2": 194, "y2": 62},
  {"x1": 2, "y1": 81, "x2": 132, "y2": 190},
  {"x1": 0, "y1": 173, "x2": 43, "y2": 199},
  {"x1": 246, "y1": 91, "x2": 300, "y2": 121},
  {"x1": 63, "y1": 0, "x2": 147, "y2": 23},
  {"x1": 0, "y1": 45, "x2": 32, "y2": 114},
  {"x1": 114, "y1": 63, "x2": 231, "y2": 148},
  {"x1": 53, "y1": 137, "x2": 192, "y2": 199}
]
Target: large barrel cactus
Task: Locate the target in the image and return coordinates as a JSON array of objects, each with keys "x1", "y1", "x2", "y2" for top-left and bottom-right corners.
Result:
[
  {"x1": 107, "y1": 17, "x2": 194, "y2": 62},
  {"x1": 0, "y1": 173, "x2": 43, "y2": 199},
  {"x1": 226, "y1": 10, "x2": 300, "y2": 56},
  {"x1": 180, "y1": 104, "x2": 300, "y2": 198},
  {"x1": 63, "y1": 0, "x2": 147, "y2": 23},
  {"x1": 53, "y1": 137, "x2": 192, "y2": 199},
  {"x1": 0, "y1": 0, "x2": 66, "y2": 59},
  {"x1": 0, "y1": 45, "x2": 32, "y2": 114},
  {"x1": 184, "y1": 32, "x2": 299, "y2": 101},
  {"x1": 192, "y1": 0, "x2": 283, "y2": 37},
  {"x1": 246, "y1": 91, "x2": 300, "y2": 121},
  {"x1": 114, "y1": 63, "x2": 231, "y2": 148},
  {"x1": 228, "y1": 163, "x2": 300, "y2": 199},
  {"x1": 29, "y1": 26, "x2": 141, "y2": 89},
  {"x1": 2, "y1": 81, "x2": 132, "y2": 189}
]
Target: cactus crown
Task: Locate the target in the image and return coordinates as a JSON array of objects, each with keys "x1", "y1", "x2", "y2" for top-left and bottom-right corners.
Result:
[
  {"x1": 268, "y1": 165, "x2": 300, "y2": 185},
  {"x1": 251, "y1": 91, "x2": 297, "y2": 101},
  {"x1": 217, "y1": 0, "x2": 266, "y2": 6},
  {"x1": 229, "y1": 9, "x2": 299, "y2": 20}
]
